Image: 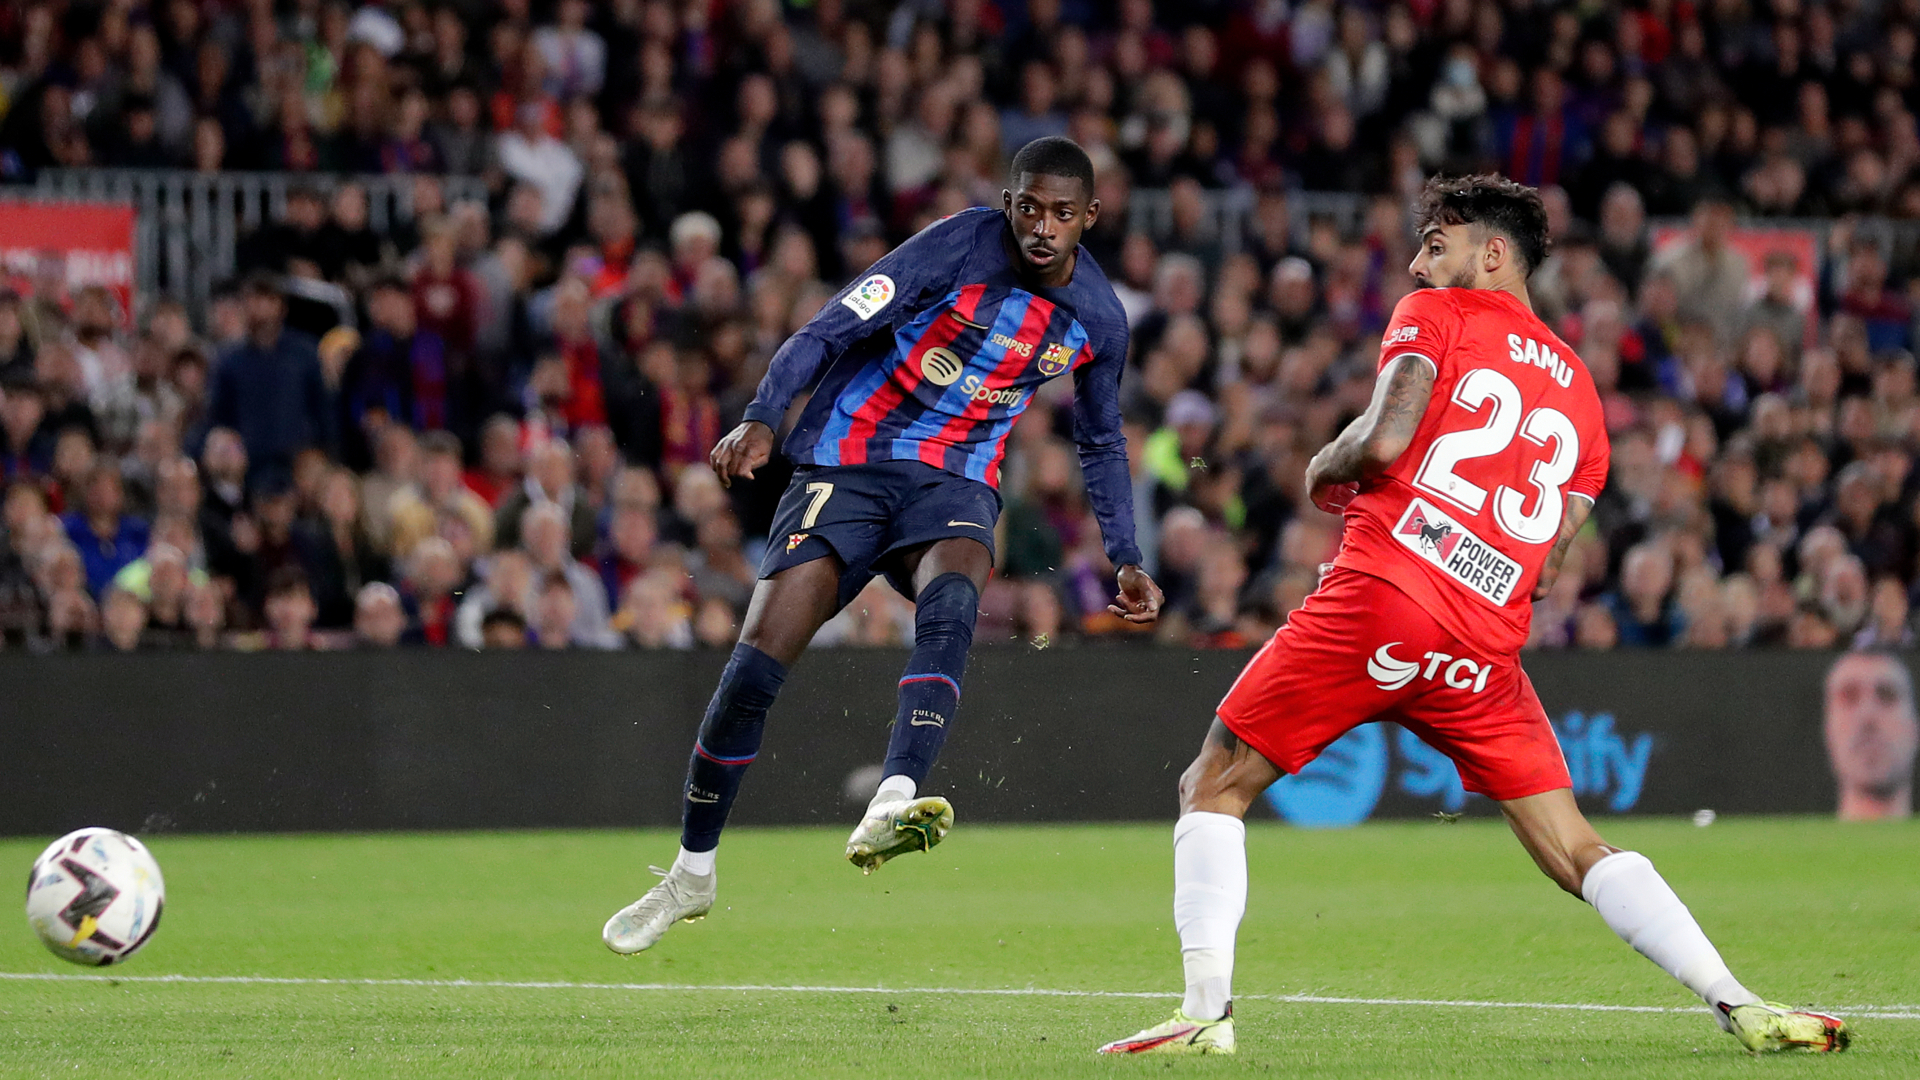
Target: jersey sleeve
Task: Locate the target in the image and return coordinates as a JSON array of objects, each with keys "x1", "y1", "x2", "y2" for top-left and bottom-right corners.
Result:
[
  {"x1": 1568, "y1": 418, "x2": 1611, "y2": 504},
  {"x1": 1071, "y1": 308, "x2": 1144, "y2": 570},
  {"x1": 742, "y1": 213, "x2": 978, "y2": 430},
  {"x1": 1377, "y1": 289, "x2": 1459, "y2": 374}
]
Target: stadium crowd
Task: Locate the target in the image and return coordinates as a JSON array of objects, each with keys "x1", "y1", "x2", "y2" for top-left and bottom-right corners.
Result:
[{"x1": 3, "y1": 0, "x2": 1920, "y2": 652}]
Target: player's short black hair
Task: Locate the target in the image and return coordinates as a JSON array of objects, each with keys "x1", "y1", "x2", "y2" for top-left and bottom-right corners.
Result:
[
  {"x1": 1009, "y1": 136, "x2": 1095, "y2": 200},
  {"x1": 1412, "y1": 174, "x2": 1551, "y2": 276}
]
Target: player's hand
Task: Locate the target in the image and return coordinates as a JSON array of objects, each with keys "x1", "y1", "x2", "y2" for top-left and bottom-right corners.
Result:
[
  {"x1": 1309, "y1": 479, "x2": 1360, "y2": 515},
  {"x1": 1531, "y1": 569, "x2": 1558, "y2": 602},
  {"x1": 1108, "y1": 564, "x2": 1163, "y2": 624},
  {"x1": 709, "y1": 421, "x2": 774, "y2": 489}
]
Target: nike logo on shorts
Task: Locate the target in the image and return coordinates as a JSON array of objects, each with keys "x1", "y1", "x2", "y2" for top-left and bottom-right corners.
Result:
[
  {"x1": 687, "y1": 792, "x2": 719, "y2": 803},
  {"x1": 947, "y1": 520, "x2": 987, "y2": 529},
  {"x1": 909, "y1": 717, "x2": 947, "y2": 727}
]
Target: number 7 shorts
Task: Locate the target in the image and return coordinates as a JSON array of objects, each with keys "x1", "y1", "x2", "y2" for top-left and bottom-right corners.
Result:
[
  {"x1": 1215, "y1": 567, "x2": 1572, "y2": 802},
  {"x1": 758, "y1": 460, "x2": 1002, "y2": 608}
]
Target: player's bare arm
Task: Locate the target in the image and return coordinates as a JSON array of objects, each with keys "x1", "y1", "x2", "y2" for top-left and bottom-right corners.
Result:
[
  {"x1": 1303, "y1": 354, "x2": 1435, "y2": 512},
  {"x1": 709, "y1": 420, "x2": 774, "y2": 489},
  {"x1": 1530, "y1": 493, "x2": 1593, "y2": 601}
]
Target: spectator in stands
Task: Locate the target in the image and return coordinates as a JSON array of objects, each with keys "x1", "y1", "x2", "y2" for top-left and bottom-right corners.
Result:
[
  {"x1": 519, "y1": 502, "x2": 615, "y2": 649},
  {"x1": 465, "y1": 415, "x2": 524, "y2": 508},
  {"x1": 204, "y1": 273, "x2": 331, "y2": 485},
  {"x1": 530, "y1": 570, "x2": 584, "y2": 649},
  {"x1": 23, "y1": 0, "x2": 1920, "y2": 660},
  {"x1": 399, "y1": 535, "x2": 463, "y2": 647},
  {"x1": 481, "y1": 608, "x2": 529, "y2": 649},
  {"x1": 261, "y1": 567, "x2": 322, "y2": 651},
  {"x1": 61, "y1": 462, "x2": 148, "y2": 596},
  {"x1": 1651, "y1": 198, "x2": 1750, "y2": 347},
  {"x1": 389, "y1": 431, "x2": 494, "y2": 559},
  {"x1": 497, "y1": 102, "x2": 581, "y2": 237},
  {"x1": 454, "y1": 548, "x2": 533, "y2": 649},
  {"x1": 495, "y1": 439, "x2": 594, "y2": 557},
  {"x1": 311, "y1": 468, "x2": 390, "y2": 629},
  {"x1": 614, "y1": 569, "x2": 694, "y2": 650},
  {"x1": 353, "y1": 582, "x2": 408, "y2": 649},
  {"x1": 97, "y1": 586, "x2": 148, "y2": 653},
  {"x1": 1605, "y1": 542, "x2": 1686, "y2": 647},
  {"x1": 1, "y1": 374, "x2": 55, "y2": 480}
]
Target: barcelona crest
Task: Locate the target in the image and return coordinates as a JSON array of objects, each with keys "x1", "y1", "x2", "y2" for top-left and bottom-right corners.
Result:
[{"x1": 1037, "y1": 342, "x2": 1075, "y2": 376}]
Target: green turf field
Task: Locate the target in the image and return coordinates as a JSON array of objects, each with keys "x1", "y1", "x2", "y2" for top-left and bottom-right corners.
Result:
[{"x1": 1, "y1": 817, "x2": 1914, "y2": 1078}]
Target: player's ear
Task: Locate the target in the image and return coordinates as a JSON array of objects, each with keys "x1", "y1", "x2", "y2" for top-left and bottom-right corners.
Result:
[
  {"x1": 1485, "y1": 235, "x2": 1507, "y2": 274},
  {"x1": 1084, "y1": 197, "x2": 1100, "y2": 230},
  {"x1": 1002, "y1": 188, "x2": 1014, "y2": 213}
]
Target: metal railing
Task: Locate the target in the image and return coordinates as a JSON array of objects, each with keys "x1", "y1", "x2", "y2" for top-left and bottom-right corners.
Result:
[
  {"x1": 29, "y1": 169, "x2": 488, "y2": 319},
  {"x1": 1127, "y1": 187, "x2": 1372, "y2": 256},
  {"x1": 1127, "y1": 186, "x2": 1920, "y2": 272}
]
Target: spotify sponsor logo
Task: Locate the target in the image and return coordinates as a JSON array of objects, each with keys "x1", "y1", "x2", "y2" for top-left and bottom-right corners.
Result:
[{"x1": 920, "y1": 347, "x2": 964, "y2": 386}]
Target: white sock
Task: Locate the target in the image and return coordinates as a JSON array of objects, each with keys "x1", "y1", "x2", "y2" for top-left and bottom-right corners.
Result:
[
  {"x1": 672, "y1": 846, "x2": 716, "y2": 877},
  {"x1": 1173, "y1": 812, "x2": 1247, "y2": 1021},
  {"x1": 872, "y1": 774, "x2": 917, "y2": 806},
  {"x1": 1582, "y1": 851, "x2": 1759, "y2": 1028}
]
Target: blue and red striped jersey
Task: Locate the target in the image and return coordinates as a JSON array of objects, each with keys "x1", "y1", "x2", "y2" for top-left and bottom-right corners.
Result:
[{"x1": 742, "y1": 208, "x2": 1141, "y2": 568}]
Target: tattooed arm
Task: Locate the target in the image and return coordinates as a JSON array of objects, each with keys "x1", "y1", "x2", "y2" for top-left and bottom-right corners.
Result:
[
  {"x1": 1303, "y1": 354, "x2": 1437, "y2": 513},
  {"x1": 1531, "y1": 493, "x2": 1594, "y2": 601}
]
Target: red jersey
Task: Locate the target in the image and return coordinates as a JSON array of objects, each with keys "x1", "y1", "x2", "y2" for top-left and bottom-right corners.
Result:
[{"x1": 1332, "y1": 287, "x2": 1611, "y2": 654}]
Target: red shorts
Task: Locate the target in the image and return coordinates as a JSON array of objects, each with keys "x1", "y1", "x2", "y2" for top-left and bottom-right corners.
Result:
[{"x1": 1217, "y1": 568, "x2": 1571, "y2": 802}]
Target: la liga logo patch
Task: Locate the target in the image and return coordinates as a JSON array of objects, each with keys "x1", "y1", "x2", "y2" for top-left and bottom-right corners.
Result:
[{"x1": 840, "y1": 274, "x2": 896, "y2": 321}]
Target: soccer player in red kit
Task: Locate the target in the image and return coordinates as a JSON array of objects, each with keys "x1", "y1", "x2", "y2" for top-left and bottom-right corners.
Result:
[{"x1": 1100, "y1": 176, "x2": 1849, "y2": 1057}]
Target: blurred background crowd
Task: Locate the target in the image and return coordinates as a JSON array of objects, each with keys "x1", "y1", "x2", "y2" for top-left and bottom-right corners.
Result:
[{"x1": 3, "y1": 0, "x2": 1920, "y2": 652}]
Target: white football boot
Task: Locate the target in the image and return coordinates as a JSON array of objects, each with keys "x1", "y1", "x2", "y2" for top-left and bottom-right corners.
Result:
[{"x1": 602, "y1": 864, "x2": 716, "y2": 954}]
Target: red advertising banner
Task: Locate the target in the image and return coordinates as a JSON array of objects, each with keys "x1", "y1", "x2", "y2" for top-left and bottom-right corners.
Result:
[
  {"x1": 0, "y1": 201, "x2": 137, "y2": 324},
  {"x1": 1649, "y1": 224, "x2": 1821, "y2": 349}
]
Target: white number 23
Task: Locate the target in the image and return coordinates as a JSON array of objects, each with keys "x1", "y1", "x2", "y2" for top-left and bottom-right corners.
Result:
[{"x1": 1412, "y1": 368, "x2": 1579, "y2": 545}]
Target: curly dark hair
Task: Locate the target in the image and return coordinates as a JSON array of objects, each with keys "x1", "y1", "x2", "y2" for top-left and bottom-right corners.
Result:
[{"x1": 1412, "y1": 174, "x2": 1551, "y2": 277}]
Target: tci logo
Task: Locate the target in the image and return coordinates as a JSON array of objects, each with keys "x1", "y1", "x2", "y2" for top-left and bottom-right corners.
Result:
[
  {"x1": 1263, "y1": 712, "x2": 1655, "y2": 827},
  {"x1": 1366, "y1": 643, "x2": 1492, "y2": 693}
]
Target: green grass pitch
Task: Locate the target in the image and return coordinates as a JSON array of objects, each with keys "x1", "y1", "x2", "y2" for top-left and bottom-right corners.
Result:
[{"x1": 2, "y1": 817, "x2": 1915, "y2": 1078}]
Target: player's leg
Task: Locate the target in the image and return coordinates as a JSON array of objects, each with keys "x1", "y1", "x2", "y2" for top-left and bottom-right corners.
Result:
[
  {"x1": 1423, "y1": 659, "x2": 1849, "y2": 1053},
  {"x1": 1096, "y1": 719, "x2": 1279, "y2": 1056},
  {"x1": 1502, "y1": 789, "x2": 1847, "y2": 1051},
  {"x1": 603, "y1": 560, "x2": 845, "y2": 954},
  {"x1": 1173, "y1": 718, "x2": 1283, "y2": 1018},
  {"x1": 843, "y1": 535, "x2": 991, "y2": 873},
  {"x1": 1104, "y1": 570, "x2": 1429, "y2": 1055},
  {"x1": 677, "y1": 559, "x2": 846, "y2": 864},
  {"x1": 606, "y1": 466, "x2": 884, "y2": 953}
]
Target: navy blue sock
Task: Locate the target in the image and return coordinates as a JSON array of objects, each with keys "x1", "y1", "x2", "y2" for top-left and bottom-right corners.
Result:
[
  {"x1": 884, "y1": 573, "x2": 978, "y2": 785},
  {"x1": 680, "y1": 642, "x2": 787, "y2": 853}
]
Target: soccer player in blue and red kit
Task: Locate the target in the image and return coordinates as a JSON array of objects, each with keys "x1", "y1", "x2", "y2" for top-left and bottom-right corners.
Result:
[{"x1": 605, "y1": 137, "x2": 1164, "y2": 954}]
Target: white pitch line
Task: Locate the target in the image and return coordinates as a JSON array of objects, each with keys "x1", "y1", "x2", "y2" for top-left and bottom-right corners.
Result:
[{"x1": 3, "y1": 972, "x2": 1916, "y2": 1021}]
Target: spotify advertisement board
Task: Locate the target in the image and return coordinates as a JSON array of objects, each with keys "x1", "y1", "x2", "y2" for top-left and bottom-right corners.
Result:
[{"x1": 0, "y1": 649, "x2": 1893, "y2": 835}]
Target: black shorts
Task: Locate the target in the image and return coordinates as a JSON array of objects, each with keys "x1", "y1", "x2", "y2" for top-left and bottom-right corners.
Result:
[{"x1": 759, "y1": 460, "x2": 1001, "y2": 607}]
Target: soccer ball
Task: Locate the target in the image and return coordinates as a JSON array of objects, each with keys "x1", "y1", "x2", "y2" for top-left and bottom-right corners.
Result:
[{"x1": 25, "y1": 828, "x2": 166, "y2": 966}]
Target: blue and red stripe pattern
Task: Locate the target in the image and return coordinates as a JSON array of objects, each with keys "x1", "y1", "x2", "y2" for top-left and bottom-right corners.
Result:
[
  {"x1": 814, "y1": 284, "x2": 1093, "y2": 485},
  {"x1": 693, "y1": 740, "x2": 757, "y2": 766},
  {"x1": 743, "y1": 207, "x2": 1143, "y2": 569},
  {"x1": 898, "y1": 672, "x2": 963, "y2": 700}
]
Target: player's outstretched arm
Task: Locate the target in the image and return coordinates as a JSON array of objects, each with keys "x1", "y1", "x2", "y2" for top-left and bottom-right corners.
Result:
[
  {"x1": 1303, "y1": 354, "x2": 1436, "y2": 512},
  {"x1": 1531, "y1": 493, "x2": 1593, "y2": 601},
  {"x1": 709, "y1": 420, "x2": 774, "y2": 489}
]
